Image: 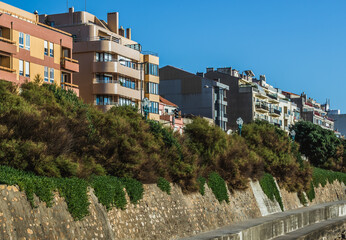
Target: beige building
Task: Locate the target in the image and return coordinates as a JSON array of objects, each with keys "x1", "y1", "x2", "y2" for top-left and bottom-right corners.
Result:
[
  {"x1": 0, "y1": 2, "x2": 79, "y2": 94},
  {"x1": 204, "y1": 67, "x2": 299, "y2": 132},
  {"x1": 40, "y1": 8, "x2": 160, "y2": 120},
  {"x1": 283, "y1": 91, "x2": 334, "y2": 131}
]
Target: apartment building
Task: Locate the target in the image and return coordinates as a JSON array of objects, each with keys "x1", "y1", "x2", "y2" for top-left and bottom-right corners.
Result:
[
  {"x1": 0, "y1": 2, "x2": 79, "y2": 94},
  {"x1": 204, "y1": 67, "x2": 299, "y2": 132},
  {"x1": 40, "y1": 8, "x2": 160, "y2": 120},
  {"x1": 283, "y1": 92, "x2": 334, "y2": 131},
  {"x1": 159, "y1": 65, "x2": 229, "y2": 131}
]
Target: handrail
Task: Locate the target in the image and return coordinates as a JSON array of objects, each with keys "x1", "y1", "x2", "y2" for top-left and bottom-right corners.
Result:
[
  {"x1": 62, "y1": 82, "x2": 78, "y2": 88},
  {"x1": 61, "y1": 56, "x2": 78, "y2": 64},
  {"x1": 0, "y1": 36, "x2": 15, "y2": 44},
  {"x1": 0, "y1": 66, "x2": 15, "y2": 72}
]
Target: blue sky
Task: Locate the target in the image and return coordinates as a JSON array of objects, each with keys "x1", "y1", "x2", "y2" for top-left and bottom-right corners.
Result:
[{"x1": 7, "y1": 0, "x2": 346, "y2": 113}]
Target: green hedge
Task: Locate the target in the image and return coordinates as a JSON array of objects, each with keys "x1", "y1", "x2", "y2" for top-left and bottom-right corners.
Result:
[
  {"x1": 157, "y1": 177, "x2": 171, "y2": 195},
  {"x1": 207, "y1": 172, "x2": 229, "y2": 203},
  {"x1": 307, "y1": 168, "x2": 346, "y2": 202},
  {"x1": 0, "y1": 166, "x2": 144, "y2": 220},
  {"x1": 198, "y1": 177, "x2": 206, "y2": 196},
  {"x1": 259, "y1": 173, "x2": 284, "y2": 211}
]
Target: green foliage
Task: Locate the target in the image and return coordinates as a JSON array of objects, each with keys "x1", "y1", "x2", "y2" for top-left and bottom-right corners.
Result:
[
  {"x1": 292, "y1": 121, "x2": 344, "y2": 172},
  {"x1": 157, "y1": 177, "x2": 171, "y2": 195},
  {"x1": 259, "y1": 173, "x2": 284, "y2": 211},
  {"x1": 306, "y1": 168, "x2": 346, "y2": 202},
  {"x1": 0, "y1": 165, "x2": 89, "y2": 220},
  {"x1": 91, "y1": 176, "x2": 126, "y2": 210},
  {"x1": 242, "y1": 120, "x2": 312, "y2": 192},
  {"x1": 57, "y1": 177, "x2": 90, "y2": 220},
  {"x1": 184, "y1": 117, "x2": 227, "y2": 165},
  {"x1": 121, "y1": 177, "x2": 144, "y2": 204},
  {"x1": 306, "y1": 182, "x2": 315, "y2": 202},
  {"x1": 198, "y1": 177, "x2": 206, "y2": 196},
  {"x1": 297, "y1": 191, "x2": 307, "y2": 206},
  {"x1": 207, "y1": 172, "x2": 229, "y2": 203}
]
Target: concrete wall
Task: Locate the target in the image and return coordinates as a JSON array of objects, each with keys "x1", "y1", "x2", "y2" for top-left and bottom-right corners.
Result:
[{"x1": 0, "y1": 179, "x2": 344, "y2": 240}]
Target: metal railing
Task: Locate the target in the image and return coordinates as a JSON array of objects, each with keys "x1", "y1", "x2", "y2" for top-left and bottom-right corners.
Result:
[
  {"x1": 141, "y1": 50, "x2": 158, "y2": 57},
  {"x1": 0, "y1": 36, "x2": 15, "y2": 44}
]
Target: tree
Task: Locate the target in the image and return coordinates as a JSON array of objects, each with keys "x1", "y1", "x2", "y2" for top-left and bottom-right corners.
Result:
[{"x1": 292, "y1": 121, "x2": 344, "y2": 172}]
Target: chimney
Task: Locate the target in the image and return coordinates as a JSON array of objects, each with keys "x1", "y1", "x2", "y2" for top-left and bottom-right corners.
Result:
[
  {"x1": 260, "y1": 75, "x2": 266, "y2": 81},
  {"x1": 206, "y1": 67, "x2": 214, "y2": 73},
  {"x1": 126, "y1": 28, "x2": 131, "y2": 40},
  {"x1": 107, "y1": 12, "x2": 119, "y2": 34},
  {"x1": 69, "y1": 7, "x2": 74, "y2": 13},
  {"x1": 196, "y1": 72, "x2": 204, "y2": 77},
  {"x1": 119, "y1": 26, "x2": 125, "y2": 37}
]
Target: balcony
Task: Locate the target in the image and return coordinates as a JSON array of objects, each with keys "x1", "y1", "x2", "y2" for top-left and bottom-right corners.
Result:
[
  {"x1": 92, "y1": 61, "x2": 141, "y2": 79},
  {"x1": 61, "y1": 57, "x2": 79, "y2": 72},
  {"x1": 255, "y1": 103, "x2": 269, "y2": 113},
  {"x1": 269, "y1": 108, "x2": 281, "y2": 117},
  {"x1": 284, "y1": 113, "x2": 290, "y2": 119},
  {"x1": 93, "y1": 81, "x2": 141, "y2": 100},
  {"x1": 73, "y1": 37, "x2": 141, "y2": 60},
  {"x1": 0, "y1": 37, "x2": 17, "y2": 54},
  {"x1": 267, "y1": 93, "x2": 279, "y2": 104},
  {"x1": 61, "y1": 82, "x2": 79, "y2": 96},
  {"x1": 0, "y1": 66, "x2": 16, "y2": 82}
]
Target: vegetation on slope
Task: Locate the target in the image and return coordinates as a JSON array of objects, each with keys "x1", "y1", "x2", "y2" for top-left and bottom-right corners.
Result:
[
  {"x1": 0, "y1": 80, "x2": 345, "y2": 220},
  {"x1": 292, "y1": 121, "x2": 345, "y2": 172}
]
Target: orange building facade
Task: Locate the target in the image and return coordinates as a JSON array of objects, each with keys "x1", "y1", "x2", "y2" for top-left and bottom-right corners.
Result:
[{"x1": 0, "y1": 2, "x2": 79, "y2": 94}]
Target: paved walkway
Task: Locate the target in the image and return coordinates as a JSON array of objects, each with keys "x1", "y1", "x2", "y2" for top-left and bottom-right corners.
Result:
[{"x1": 179, "y1": 200, "x2": 346, "y2": 240}]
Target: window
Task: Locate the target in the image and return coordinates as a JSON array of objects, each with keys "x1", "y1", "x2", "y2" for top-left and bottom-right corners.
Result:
[
  {"x1": 145, "y1": 63, "x2": 159, "y2": 76},
  {"x1": 96, "y1": 52, "x2": 112, "y2": 62},
  {"x1": 149, "y1": 102, "x2": 159, "y2": 114},
  {"x1": 145, "y1": 82, "x2": 159, "y2": 94},
  {"x1": 25, "y1": 34, "x2": 30, "y2": 50},
  {"x1": 19, "y1": 32, "x2": 24, "y2": 48},
  {"x1": 118, "y1": 56, "x2": 137, "y2": 69},
  {"x1": 119, "y1": 97, "x2": 135, "y2": 107},
  {"x1": 50, "y1": 68, "x2": 54, "y2": 83},
  {"x1": 44, "y1": 67, "x2": 48, "y2": 82},
  {"x1": 19, "y1": 60, "x2": 24, "y2": 76},
  {"x1": 25, "y1": 61, "x2": 30, "y2": 77},
  {"x1": 0, "y1": 28, "x2": 2, "y2": 37},
  {"x1": 49, "y1": 42, "x2": 54, "y2": 57},
  {"x1": 95, "y1": 74, "x2": 113, "y2": 83},
  {"x1": 119, "y1": 76, "x2": 136, "y2": 89},
  {"x1": 44, "y1": 41, "x2": 48, "y2": 56}
]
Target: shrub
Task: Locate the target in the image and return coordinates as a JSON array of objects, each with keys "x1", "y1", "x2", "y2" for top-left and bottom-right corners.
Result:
[
  {"x1": 198, "y1": 177, "x2": 206, "y2": 196},
  {"x1": 121, "y1": 177, "x2": 144, "y2": 204},
  {"x1": 207, "y1": 172, "x2": 229, "y2": 203},
  {"x1": 259, "y1": 173, "x2": 284, "y2": 211},
  {"x1": 292, "y1": 121, "x2": 344, "y2": 172},
  {"x1": 242, "y1": 120, "x2": 312, "y2": 192},
  {"x1": 157, "y1": 177, "x2": 171, "y2": 195},
  {"x1": 91, "y1": 176, "x2": 126, "y2": 210},
  {"x1": 307, "y1": 167, "x2": 346, "y2": 202},
  {"x1": 297, "y1": 191, "x2": 307, "y2": 206}
]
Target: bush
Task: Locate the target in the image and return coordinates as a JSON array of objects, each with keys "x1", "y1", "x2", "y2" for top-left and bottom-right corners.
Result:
[
  {"x1": 242, "y1": 120, "x2": 312, "y2": 192},
  {"x1": 91, "y1": 176, "x2": 126, "y2": 210},
  {"x1": 292, "y1": 121, "x2": 344, "y2": 172},
  {"x1": 121, "y1": 177, "x2": 144, "y2": 204},
  {"x1": 259, "y1": 173, "x2": 284, "y2": 211},
  {"x1": 157, "y1": 177, "x2": 171, "y2": 195},
  {"x1": 307, "y1": 167, "x2": 346, "y2": 202},
  {"x1": 198, "y1": 177, "x2": 206, "y2": 196},
  {"x1": 207, "y1": 172, "x2": 229, "y2": 203}
]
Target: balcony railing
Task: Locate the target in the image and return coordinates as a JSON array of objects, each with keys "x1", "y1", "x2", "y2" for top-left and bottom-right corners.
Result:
[
  {"x1": 88, "y1": 36, "x2": 121, "y2": 44},
  {"x1": 0, "y1": 36, "x2": 15, "y2": 45},
  {"x1": 255, "y1": 103, "x2": 269, "y2": 111},
  {"x1": 0, "y1": 65, "x2": 16, "y2": 73},
  {"x1": 96, "y1": 101, "x2": 118, "y2": 106},
  {"x1": 269, "y1": 108, "x2": 281, "y2": 116}
]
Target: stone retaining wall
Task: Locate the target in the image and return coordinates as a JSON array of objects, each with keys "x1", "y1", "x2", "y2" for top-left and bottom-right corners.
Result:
[{"x1": 0, "y1": 180, "x2": 344, "y2": 240}]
